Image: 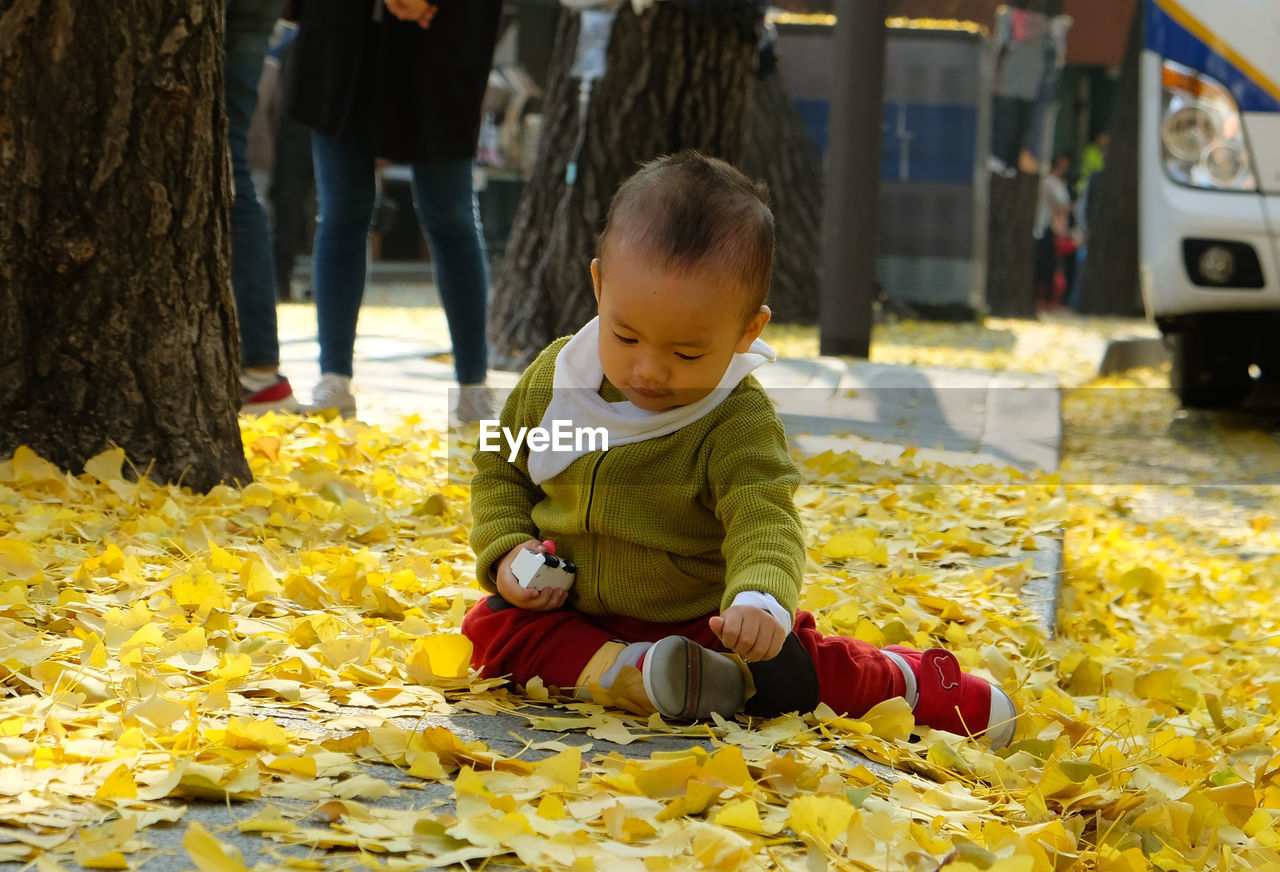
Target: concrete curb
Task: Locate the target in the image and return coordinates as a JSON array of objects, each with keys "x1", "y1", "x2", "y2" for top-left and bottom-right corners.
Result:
[{"x1": 1098, "y1": 336, "x2": 1170, "y2": 376}]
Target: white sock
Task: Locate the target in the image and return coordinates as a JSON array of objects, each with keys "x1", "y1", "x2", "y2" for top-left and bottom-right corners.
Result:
[
  {"x1": 240, "y1": 370, "x2": 280, "y2": 390},
  {"x1": 883, "y1": 650, "x2": 918, "y2": 707},
  {"x1": 599, "y1": 641, "x2": 652, "y2": 689}
]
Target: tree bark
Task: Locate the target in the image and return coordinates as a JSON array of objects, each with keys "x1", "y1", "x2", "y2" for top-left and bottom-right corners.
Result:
[
  {"x1": 1076, "y1": 5, "x2": 1142, "y2": 316},
  {"x1": 0, "y1": 0, "x2": 251, "y2": 490},
  {"x1": 985, "y1": 173, "x2": 1042, "y2": 318},
  {"x1": 488, "y1": 3, "x2": 760, "y2": 370},
  {"x1": 740, "y1": 53, "x2": 823, "y2": 325},
  {"x1": 983, "y1": 0, "x2": 1064, "y2": 319}
]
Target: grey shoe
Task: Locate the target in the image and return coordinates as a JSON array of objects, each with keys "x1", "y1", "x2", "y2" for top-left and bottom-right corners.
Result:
[
  {"x1": 455, "y1": 383, "x2": 494, "y2": 423},
  {"x1": 642, "y1": 636, "x2": 746, "y2": 720}
]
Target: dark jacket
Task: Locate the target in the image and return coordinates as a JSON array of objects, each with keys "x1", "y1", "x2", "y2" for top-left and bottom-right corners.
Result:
[{"x1": 287, "y1": 0, "x2": 501, "y2": 163}]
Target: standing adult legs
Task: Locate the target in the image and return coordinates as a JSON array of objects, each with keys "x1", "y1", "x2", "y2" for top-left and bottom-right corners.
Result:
[
  {"x1": 1033, "y1": 231, "x2": 1058, "y2": 308},
  {"x1": 270, "y1": 30, "x2": 314, "y2": 302},
  {"x1": 410, "y1": 159, "x2": 490, "y2": 390},
  {"x1": 226, "y1": 0, "x2": 296, "y2": 412},
  {"x1": 309, "y1": 132, "x2": 377, "y2": 413}
]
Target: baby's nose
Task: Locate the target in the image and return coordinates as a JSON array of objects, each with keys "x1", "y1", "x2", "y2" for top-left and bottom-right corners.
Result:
[{"x1": 634, "y1": 354, "x2": 668, "y2": 383}]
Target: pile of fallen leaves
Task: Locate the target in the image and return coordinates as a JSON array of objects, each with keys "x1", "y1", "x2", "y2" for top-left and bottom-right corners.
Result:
[{"x1": 3, "y1": 315, "x2": 1279, "y2": 871}]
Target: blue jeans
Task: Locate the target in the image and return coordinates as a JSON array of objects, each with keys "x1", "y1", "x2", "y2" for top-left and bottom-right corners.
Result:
[
  {"x1": 1068, "y1": 245, "x2": 1087, "y2": 309},
  {"x1": 310, "y1": 131, "x2": 490, "y2": 383},
  {"x1": 225, "y1": 0, "x2": 283, "y2": 368}
]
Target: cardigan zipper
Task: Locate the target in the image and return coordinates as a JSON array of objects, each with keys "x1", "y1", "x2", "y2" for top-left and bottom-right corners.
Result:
[{"x1": 583, "y1": 453, "x2": 605, "y2": 532}]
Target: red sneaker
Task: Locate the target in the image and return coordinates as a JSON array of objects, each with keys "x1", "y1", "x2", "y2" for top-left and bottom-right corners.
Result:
[
  {"x1": 885, "y1": 646, "x2": 1017, "y2": 748},
  {"x1": 240, "y1": 373, "x2": 301, "y2": 415}
]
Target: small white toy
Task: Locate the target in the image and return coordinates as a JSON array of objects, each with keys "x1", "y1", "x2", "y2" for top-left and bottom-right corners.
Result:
[{"x1": 511, "y1": 545, "x2": 576, "y2": 591}]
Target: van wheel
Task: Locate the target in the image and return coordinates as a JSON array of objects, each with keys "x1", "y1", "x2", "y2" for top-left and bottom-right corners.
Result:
[{"x1": 1170, "y1": 326, "x2": 1251, "y2": 409}]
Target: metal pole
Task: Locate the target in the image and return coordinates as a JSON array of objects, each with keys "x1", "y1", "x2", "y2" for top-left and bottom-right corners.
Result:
[{"x1": 819, "y1": 0, "x2": 888, "y2": 357}]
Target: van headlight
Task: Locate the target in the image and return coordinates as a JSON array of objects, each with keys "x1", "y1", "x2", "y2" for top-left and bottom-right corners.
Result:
[{"x1": 1161, "y1": 60, "x2": 1258, "y2": 192}]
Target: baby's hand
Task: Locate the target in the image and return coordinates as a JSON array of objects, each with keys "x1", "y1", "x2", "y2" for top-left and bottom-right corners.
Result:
[
  {"x1": 495, "y1": 540, "x2": 570, "y2": 612},
  {"x1": 710, "y1": 605, "x2": 786, "y2": 662}
]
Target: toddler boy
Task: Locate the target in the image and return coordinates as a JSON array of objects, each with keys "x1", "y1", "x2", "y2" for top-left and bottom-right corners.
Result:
[{"x1": 463, "y1": 152, "x2": 1017, "y2": 747}]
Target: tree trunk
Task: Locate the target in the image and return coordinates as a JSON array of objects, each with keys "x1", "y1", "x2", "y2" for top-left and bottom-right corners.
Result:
[
  {"x1": 985, "y1": 173, "x2": 1042, "y2": 318},
  {"x1": 0, "y1": 1, "x2": 250, "y2": 491},
  {"x1": 741, "y1": 53, "x2": 823, "y2": 325},
  {"x1": 983, "y1": 0, "x2": 1064, "y2": 319},
  {"x1": 1077, "y1": 6, "x2": 1142, "y2": 316},
  {"x1": 488, "y1": 3, "x2": 760, "y2": 370}
]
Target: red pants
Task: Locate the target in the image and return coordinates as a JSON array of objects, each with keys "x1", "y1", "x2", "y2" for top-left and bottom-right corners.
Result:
[{"x1": 461, "y1": 596, "x2": 905, "y2": 718}]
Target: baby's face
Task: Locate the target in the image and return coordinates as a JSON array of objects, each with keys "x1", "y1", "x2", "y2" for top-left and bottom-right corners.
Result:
[{"x1": 591, "y1": 244, "x2": 768, "y2": 412}]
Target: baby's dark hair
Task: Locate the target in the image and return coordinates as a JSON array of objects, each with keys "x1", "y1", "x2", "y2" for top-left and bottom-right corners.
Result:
[{"x1": 597, "y1": 151, "x2": 774, "y2": 323}]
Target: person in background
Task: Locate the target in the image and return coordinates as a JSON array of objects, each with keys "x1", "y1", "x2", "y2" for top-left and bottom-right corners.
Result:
[
  {"x1": 227, "y1": 0, "x2": 301, "y2": 414},
  {"x1": 1033, "y1": 151, "x2": 1073, "y2": 311},
  {"x1": 1067, "y1": 129, "x2": 1108, "y2": 310},
  {"x1": 1076, "y1": 127, "x2": 1108, "y2": 195},
  {"x1": 286, "y1": 0, "x2": 501, "y2": 422},
  {"x1": 247, "y1": 21, "x2": 315, "y2": 303},
  {"x1": 1067, "y1": 168, "x2": 1101, "y2": 310}
]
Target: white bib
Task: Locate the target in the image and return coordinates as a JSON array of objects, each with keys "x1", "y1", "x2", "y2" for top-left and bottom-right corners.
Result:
[{"x1": 526, "y1": 316, "x2": 774, "y2": 484}]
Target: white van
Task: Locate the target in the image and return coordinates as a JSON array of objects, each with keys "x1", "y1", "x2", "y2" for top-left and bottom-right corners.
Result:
[{"x1": 1140, "y1": 0, "x2": 1280, "y2": 406}]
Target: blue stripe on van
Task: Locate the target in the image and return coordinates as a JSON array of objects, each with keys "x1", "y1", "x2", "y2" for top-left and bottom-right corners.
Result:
[{"x1": 1145, "y1": 0, "x2": 1280, "y2": 114}]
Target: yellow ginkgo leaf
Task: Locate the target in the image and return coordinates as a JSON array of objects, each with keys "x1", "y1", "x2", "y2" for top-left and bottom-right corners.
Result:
[
  {"x1": 713, "y1": 798, "x2": 769, "y2": 834},
  {"x1": 83, "y1": 447, "x2": 126, "y2": 483},
  {"x1": 533, "y1": 746, "x2": 580, "y2": 788},
  {"x1": 182, "y1": 822, "x2": 250, "y2": 872},
  {"x1": 79, "y1": 852, "x2": 129, "y2": 870},
  {"x1": 93, "y1": 764, "x2": 136, "y2": 802},
  {"x1": 407, "y1": 634, "x2": 473, "y2": 682},
  {"x1": 823, "y1": 528, "x2": 888, "y2": 565},
  {"x1": 701, "y1": 746, "x2": 751, "y2": 791},
  {"x1": 788, "y1": 795, "x2": 854, "y2": 850},
  {"x1": 236, "y1": 806, "x2": 297, "y2": 834},
  {"x1": 241, "y1": 558, "x2": 281, "y2": 601},
  {"x1": 0, "y1": 540, "x2": 41, "y2": 581},
  {"x1": 858, "y1": 696, "x2": 915, "y2": 742}
]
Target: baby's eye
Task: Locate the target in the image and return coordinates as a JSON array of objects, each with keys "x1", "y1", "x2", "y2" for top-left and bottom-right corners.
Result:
[
  {"x1": 613, "y1": 332, "x2": 637, "y2": 345},
  {"x1": 675, "y1": 352, "x2": 704, "y2": 361}
]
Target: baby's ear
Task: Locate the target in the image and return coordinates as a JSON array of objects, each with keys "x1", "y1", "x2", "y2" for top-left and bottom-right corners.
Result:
[
  {"x1": 735, "y1": 305, "x2": 771, "y2": 352},
  {"x1": 590, "y1": 258, "x2": 603, "y2": 305}
]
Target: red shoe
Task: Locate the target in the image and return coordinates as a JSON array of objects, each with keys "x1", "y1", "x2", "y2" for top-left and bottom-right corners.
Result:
[
  {"x1": 884, "y1": 646, "x2": 1017, "y2": 748},
  {"x1": 240, "y1": 372, "x2": 301, "y2": 415}
]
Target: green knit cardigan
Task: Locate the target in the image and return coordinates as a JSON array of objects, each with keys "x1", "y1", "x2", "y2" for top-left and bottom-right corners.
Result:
[{"x1": 469, "y1": 337, "x2": 806, "y2": 623}]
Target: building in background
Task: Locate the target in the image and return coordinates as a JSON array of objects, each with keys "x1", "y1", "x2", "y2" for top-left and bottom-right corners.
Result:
[{"x1": 895, "y1": 0, "x2": 1136, "y2": 161}]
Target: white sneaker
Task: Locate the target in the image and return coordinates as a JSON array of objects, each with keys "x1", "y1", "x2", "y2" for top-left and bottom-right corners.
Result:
[
  {"x1": 455, "y1": 383, "x2": 494, "y2": 423},
  {"x1": 309, "y1": 373, "x2": 356, "y2": 417}
]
